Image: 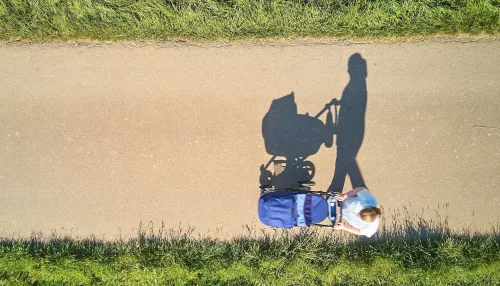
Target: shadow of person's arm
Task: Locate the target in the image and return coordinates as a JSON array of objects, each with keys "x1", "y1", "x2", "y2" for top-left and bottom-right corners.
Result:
[{"x1": 331, "y1": 98, "x2": 341, "y2": 106}]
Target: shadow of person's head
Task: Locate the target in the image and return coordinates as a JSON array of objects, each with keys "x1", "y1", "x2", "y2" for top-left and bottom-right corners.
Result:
[{"x1": 348, "y1": 53, "x2": 367, "y2": 80}]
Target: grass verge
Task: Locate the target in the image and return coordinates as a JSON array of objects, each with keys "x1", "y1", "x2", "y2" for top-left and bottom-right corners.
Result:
[
  {"x1": 1, "y1": 218, "x2": 500, "y2": 285},
  {"x1": 0, "y1": 0, "x2": 499, "y2": 42}
]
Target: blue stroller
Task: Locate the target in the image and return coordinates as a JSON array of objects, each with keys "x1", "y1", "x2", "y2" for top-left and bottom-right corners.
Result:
[{"x1": 258, "y1": 189, "x2": 339, "y2": 228}]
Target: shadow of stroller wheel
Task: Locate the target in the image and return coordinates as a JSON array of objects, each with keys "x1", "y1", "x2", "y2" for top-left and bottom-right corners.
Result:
[
  {"x1": 298, "y1": 181, "x2": 316, "y2": 187},
  {"x1": 298, "y1": 161, "x2": 315, "y2": 181},
  {"x1": 259, "y1": 185, "x2": 274, "y2": 193}
]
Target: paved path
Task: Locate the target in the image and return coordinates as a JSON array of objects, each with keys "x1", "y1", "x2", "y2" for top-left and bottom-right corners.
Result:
[{"x1": 1, "y1": 40, "x2": 499, "y2": 239}]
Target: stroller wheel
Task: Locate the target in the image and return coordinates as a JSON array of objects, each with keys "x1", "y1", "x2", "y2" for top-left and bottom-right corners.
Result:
[{"x1": 298, "y1": 181, "x2": 315, "y2": 187}]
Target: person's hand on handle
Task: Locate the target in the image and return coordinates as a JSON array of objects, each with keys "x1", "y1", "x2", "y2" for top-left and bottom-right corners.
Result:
[
  {"x1": 335, "y1": 187, "x2": 365, "y2": 201},
  {"x1": 333, "y1": 192, "x2": 347, "y2": 201},
  {"x1": 333, "y1": 222, "x2": 345, "y2": 230}
]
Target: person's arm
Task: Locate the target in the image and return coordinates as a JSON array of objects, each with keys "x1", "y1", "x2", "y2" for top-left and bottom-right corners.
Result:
[
  {"x1": 333, "y1": 222, "x2": 362, "y2": 235},
  {"x1": 345, "y1": 187, "x2": 365, "y2": 198},
  {"x1": 333, "y1": 187, "x2": 366, "y2": 201}
]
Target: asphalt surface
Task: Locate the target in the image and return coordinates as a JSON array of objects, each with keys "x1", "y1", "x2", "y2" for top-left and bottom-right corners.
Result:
[{"x1": 1, "y1": 40, "x2": 499, "y2": 239}]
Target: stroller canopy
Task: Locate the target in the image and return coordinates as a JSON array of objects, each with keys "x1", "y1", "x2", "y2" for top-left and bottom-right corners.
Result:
[{"x1": 258, "y1": 191, "x2": 328, "y2": 228}]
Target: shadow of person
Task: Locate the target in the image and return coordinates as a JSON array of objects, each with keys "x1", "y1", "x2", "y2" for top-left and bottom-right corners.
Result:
[
  {"x1": 261, "y1": 92, "x2": 334, "y2": 189},
  {"x1": 328, "y1": 53, "x2": 368, "y2": 192}
]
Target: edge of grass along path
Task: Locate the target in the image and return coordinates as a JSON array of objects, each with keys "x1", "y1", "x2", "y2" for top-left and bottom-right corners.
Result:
[
  {"x1": 1, "y1": 34, "x2": 499, "y2": 48},
  {"x1": 0, "y1": 0, "x2": 499, "y2": 42},
  {"x1": 1, "y1": 217, "x2": 500, "y2": 285}
]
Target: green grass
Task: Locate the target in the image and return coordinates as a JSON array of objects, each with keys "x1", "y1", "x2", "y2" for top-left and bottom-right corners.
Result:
[
  {"x1": 1, "y1": 218, "x2": 500, "y2": 285},
  {"x1": 0, "y1": 0, "x2": 499, "y2": 42}
]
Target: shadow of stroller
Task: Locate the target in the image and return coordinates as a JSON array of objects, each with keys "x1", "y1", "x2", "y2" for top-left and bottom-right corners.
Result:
[
  {"x1": 261, "y1": 92, "x2": 335, "y2": 189},
  {"x1": 328, "y1": 53, "x2": 368, "y2": 192}
]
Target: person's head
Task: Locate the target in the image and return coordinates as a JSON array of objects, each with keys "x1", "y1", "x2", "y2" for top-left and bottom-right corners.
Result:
[{"x1": 359, "y1": 207, "x2": 381, "y2": 222}]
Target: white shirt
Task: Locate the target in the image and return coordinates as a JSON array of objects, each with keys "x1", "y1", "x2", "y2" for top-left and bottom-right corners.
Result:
[{"x1": 342, "y1": 189, "x2": 380, "y2": 237}]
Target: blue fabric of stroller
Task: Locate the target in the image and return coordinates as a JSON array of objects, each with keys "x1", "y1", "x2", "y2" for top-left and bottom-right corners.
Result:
[
  {"x1": 258, "y1": 192, "x2": 296, "y2": 228},
  {"x1": 295, "y1": 194, "x2": 329, "y2": 226},
  {"x1": 258, "y1": 192, "x2": 328, "y2": 228},
  {"x1": 307, "y1": 194, "x2": 329, "y2": 225}
]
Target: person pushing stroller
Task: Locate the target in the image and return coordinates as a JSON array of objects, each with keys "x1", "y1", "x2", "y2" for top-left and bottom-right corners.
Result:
[{"x1": 333, "y1": 187, "x2": 381, "y2": 238}]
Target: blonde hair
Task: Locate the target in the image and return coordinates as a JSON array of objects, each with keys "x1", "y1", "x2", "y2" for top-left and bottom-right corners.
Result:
[{"x1": 359, "y1": 207, "x2": 382, "y2": 222}]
